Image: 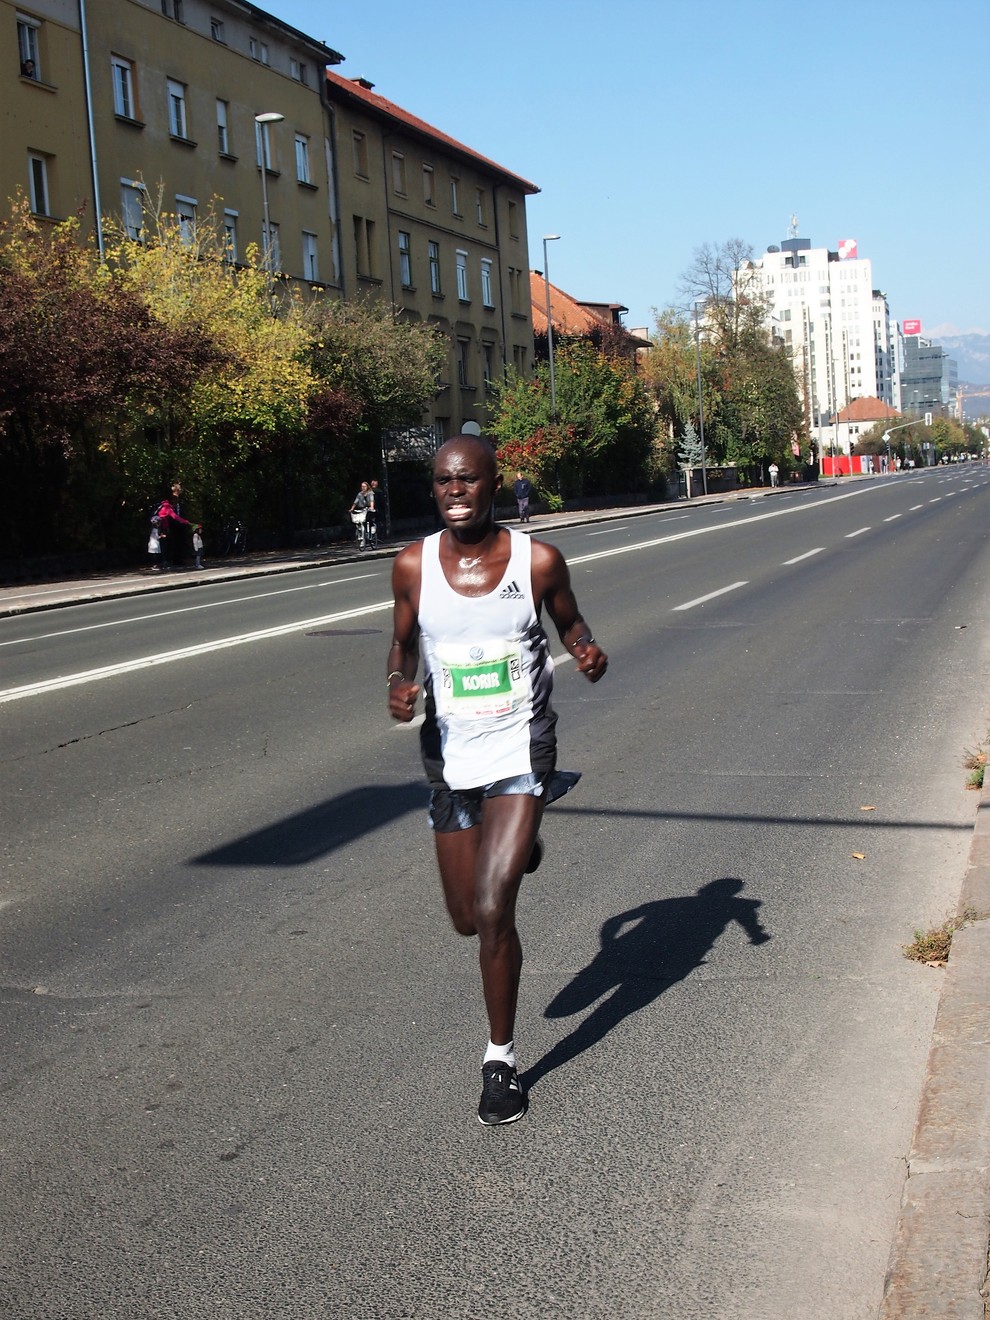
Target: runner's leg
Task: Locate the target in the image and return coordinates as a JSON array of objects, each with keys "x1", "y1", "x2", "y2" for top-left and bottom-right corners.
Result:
[{"x1": 472, "y1": 795, "x2": 544, "y2": 1044}]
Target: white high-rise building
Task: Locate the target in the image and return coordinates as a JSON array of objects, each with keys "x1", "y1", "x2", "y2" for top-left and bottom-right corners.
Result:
[{"x1": 737, "y1": 236, "x2": 897, "y2": 448}]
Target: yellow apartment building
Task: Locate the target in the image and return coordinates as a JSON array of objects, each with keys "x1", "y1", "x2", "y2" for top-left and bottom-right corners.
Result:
[
  {"x1": 4, "y1": 0, "x2": 538, "y2": 439},
  {"x1": 5, "y1": 0, "x2": 342, "y2": 278},
  {"x1": 324, "y1": 70, "x2": 538, "y2": 439}
]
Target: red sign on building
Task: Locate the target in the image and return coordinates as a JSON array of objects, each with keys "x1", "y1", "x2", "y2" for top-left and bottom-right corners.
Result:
[{"x1": 903, "y1": 319, "x2": 922, "y2": 335}]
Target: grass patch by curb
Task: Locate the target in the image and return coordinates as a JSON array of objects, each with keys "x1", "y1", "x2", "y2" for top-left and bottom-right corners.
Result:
[
  {"x1": 903, "y1": 908, "x2": 986, "y2": 967},
  {"x1": 963, "y1": 745, "x2": 986, "y2": 791}
]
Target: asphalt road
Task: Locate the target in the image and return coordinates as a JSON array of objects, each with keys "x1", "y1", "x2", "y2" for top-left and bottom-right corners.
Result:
[{"x1": 3, "y1": 467, "x2": 990, "y2": 1318}]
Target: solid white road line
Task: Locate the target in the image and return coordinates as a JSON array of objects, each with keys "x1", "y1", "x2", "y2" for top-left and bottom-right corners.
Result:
[
  {"x1": 0, "y1": 600, "x2": 393, "y2": 704},
  {"x1": 672, "y1": 582, "x2": 748, "y2": 611},
  {"x1": 782, "y1": 548, "x2": 824, "y2": 565},
  {"x1": 0, "y1": 574, "x2": 378, "y2": 649}
]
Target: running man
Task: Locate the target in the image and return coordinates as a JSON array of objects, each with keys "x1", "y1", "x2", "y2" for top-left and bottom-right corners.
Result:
[{"x1": 387, "y1": 435, "x2": 607, "y2": 1124}]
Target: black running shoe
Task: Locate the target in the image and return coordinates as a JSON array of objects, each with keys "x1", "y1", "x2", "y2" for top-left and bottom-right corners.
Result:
[
  {"x1": 478, "y1": 1061, "x2": 527, "y2": 1125},
  {"x1": 525, "y1": 835, "x2": 543, "y2": 874}
]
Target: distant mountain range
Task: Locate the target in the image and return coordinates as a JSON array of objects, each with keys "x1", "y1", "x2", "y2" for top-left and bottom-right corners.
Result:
[{"x1": 926, "y1": 332, "x2": 990, "y2": 385}]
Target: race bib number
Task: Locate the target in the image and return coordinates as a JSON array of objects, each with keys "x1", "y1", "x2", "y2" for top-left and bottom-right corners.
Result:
[{"x1": 435, "y1": 642, "x2": 525, "y2": 719}]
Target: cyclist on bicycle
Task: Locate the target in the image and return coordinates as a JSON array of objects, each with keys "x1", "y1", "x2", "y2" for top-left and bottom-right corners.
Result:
[{"x1": 350, "y1": 481, "x2": 372, "y2": 549}]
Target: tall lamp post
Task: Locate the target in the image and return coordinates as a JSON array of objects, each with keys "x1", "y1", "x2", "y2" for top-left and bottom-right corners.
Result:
[
  {"x1": 693, "y1": 299, "x2": 709, "y2": 496},
  {"x1": 254, "y1": 112, "x2": 283, "y2": 279},
  {"x1": 542, "y1": 234, "x2": 560, "y2": 499}
]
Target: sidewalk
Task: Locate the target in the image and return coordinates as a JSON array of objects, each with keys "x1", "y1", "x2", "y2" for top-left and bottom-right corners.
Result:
[
  {"x1": 7, "y1": 473, "x2": 986, "y2": 1313},
  {"x1": 0, "y1": 489, "x2": 773, "y2": 618}
]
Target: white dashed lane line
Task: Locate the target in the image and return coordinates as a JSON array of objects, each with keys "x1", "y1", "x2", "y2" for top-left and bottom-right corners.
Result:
[
  {"x1": 782, "y1": 548, "x2": 824, "y2": 565},
  {"x1": 883, "y1": 514, "x2": 902, "y2": 522},
  {"x1": 672, "y1": 582, "x2": 748, "y2": 612},
  {"x1": 845, "y1": 527, "x2": 871, "y2": 538}
]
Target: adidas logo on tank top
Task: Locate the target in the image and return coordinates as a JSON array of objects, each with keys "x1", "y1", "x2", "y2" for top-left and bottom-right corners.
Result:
[{"x1": 499, "y1": 580, "x2": 524, "y2": 600}]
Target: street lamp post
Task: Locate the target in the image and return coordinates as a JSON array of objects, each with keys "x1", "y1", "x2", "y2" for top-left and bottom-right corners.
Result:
[
  {"x1": 542, "y1": 234, "x2": 561, "y2": 500},
  {"x1": 693, "y1": 300, "x2": 709, "y2": 496},
  {"x1": 254, "y1": 112, "x2": 283, "y2": 278}
]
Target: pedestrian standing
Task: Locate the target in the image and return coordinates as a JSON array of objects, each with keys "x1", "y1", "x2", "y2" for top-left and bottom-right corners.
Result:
[
  {"x1": 193, "y1": 525, "x2": 204, "y2": 569},
  {"x1": 155, "y1": 480, "x2": 193, "y2": 570},
  {"x1": 513, "y1": 470, "x2": 533, "y2": 522},
  {"x1": 387, "y1": 435, "x2": 608, "y2": 1125},
  {"x1": 148, "y1": 521, "x2": 163, "y2": 571}
]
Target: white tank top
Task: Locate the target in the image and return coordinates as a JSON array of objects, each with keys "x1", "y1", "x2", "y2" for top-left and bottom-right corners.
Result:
[{"x1": 418, "y1": 528, "x2": 555, "y2": 789}]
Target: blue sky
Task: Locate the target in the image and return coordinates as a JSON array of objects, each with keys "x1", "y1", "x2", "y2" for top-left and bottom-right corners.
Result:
[{"x1": 277, "y1": 0, "x2": 988, "y2": 339}]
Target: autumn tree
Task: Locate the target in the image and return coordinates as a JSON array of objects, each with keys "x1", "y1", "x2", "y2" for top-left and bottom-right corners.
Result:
[
  {"x1": 489, "y1": 340, "x2": 657, "y2": 505},
  {"x1": 0, "y1": 200, "x2": 217, "y2": 556}
]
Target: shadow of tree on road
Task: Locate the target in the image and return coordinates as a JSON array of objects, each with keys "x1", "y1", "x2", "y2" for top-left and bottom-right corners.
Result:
[{"x1": 524, "y1": 877, "x2": 770, "y2": 1092}]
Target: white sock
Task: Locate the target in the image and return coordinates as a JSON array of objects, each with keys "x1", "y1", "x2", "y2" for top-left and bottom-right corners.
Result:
[{"x1": 484, "y1": 1038, "x2": 516, "y2": 1069}]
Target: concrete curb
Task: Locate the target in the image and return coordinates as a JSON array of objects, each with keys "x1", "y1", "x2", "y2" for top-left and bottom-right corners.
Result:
[{"x1": 878, "y1": 784, "x2": 990, "y2": 1318}]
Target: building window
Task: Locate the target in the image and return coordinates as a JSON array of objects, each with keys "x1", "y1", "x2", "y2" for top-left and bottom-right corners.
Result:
[
  {"x1": 450, "y1": 177, "x2": 460, "y2": 215},
  {"x1": 302, "y1": 230, "x2": 319, "y2": 281},
  {"x1": 423, "y1": 163, "x2": 435, "y2": 206},
  {"x1": 216, "y1": 99, "x2": 229, "y2": 154},
  {"x1": 167, "y1": 79, "x2": 187, "y2": 138},
  {"x1": 175, "y1": 195, "x2": 196, "y2": 245},
  {"x1": 17, "y1": 15, "x2": 40, "y2": 78},
  {"x1": 262, "y1": 219, "x2": 280, "y2": 270},
  {"x1": 290, "y1": 58, "x2": 308, "y2": 84},
  {"x1": 249, "y1": 37, "x2": 269, "y2": 64},
  {"x1": 481, "y1": 258, "x2": 493, "y2": 308},
  {"x1": 507, "y1": 200, "x2": 519, "y2": 240},
  {"x1": 111, "y1": 56, "x2": 135, "y2": 119},
  {"x1": 429, "y1": 240, "x2": 441, "y2": 295},
  {"x1": 512, "y1": 344, "x2": 527, "y2": 374},
  {"x1": 256, "y1": 119, "x2": 276, "y2": 170},
  {"x1": 398, "y1": 231, "x2": 412, "y2": 288},
  {"x1": 352, "y1": 131, "x2": 368, "y2": 178},
  {"x1": 28, "y1": 153, "x2": 50, "y2": 216},
  {"x1": 483, "y1": 342, "x2": 495, "y2": 392},
  {"x1": 475, "y1": 188, "x2": 486, "y2": 226},
  {"x1": 223, "y1": 209, "x2": 238, "y2": 262},
  {"x1": 210, "y1": 16, "x2": 224, "y2": 41},
  {"x1": 353, "y1": 216, "x2": 376, "y2": 278},
  {"x1": 456, "y1": 337, "x2": 471, "y2": 388},
  {"x1": 161, "y1": 0, "x2": 184, "y2": 21},
  {"x1": 508, "y1": 267, "x2": 523, "y2": 314},
  {"x1": 120, "y1": 179, "x2": 145, "y2": 240},
  {"x1": 456, "y1": 249, "x2": 468, "y2": 301},
  {"x1": 295, "y1": 134, "x2": 311, "y2": 183},
  {"x1": 391, "y1": 151, "x2": 406, "y2": 194}
]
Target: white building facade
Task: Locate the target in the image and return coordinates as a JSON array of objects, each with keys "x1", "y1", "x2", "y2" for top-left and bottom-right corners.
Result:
[{"x1": 738, "y1": 236, "x2": 898, "y2": 448}]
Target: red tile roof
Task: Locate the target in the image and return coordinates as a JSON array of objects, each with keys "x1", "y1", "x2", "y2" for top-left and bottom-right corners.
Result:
[
  {"x1": 530, "y1": 274, "x2": 651, "y2": 348},
  {"x1": 530, "y1": 273, "x2": 607, "y2": 336},
  {"x1": 325, "y1": 72, "x2": 539, "y2": 194},
  {"x1": 836, "y1": 397, "x2": 901, "y2": 422}
]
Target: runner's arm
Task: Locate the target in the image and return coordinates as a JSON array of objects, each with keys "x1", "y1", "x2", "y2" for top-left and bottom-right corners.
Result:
[
  {"x1": 535, "y1": 542, "x2": 608, "y2": 683},
  {"x1": 386, "y1": 548, "x2": 422, "y2": 721}
]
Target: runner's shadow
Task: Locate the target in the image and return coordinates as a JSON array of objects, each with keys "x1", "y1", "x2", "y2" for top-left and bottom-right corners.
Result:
[{"x1": 524, "y1": 877, "x2": 770, "y2": 1092}]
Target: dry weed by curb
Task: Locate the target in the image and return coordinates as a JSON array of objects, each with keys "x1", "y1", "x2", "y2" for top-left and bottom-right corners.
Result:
[{"x1": 903, "y1": 908, "x2": 986, "y2": 967}]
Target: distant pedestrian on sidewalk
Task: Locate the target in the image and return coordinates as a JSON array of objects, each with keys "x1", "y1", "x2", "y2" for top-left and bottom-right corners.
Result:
[
  {"x1": 768, "y1": 462, "x2": 780, "y2": 488},
  {"x1": 513, "y1": 471, "x2": 532, "y2": 522},
  {"x1": 148, "y1": 522, "x2": 162, "y2": 571},
  {"x1": 193, "y1": 525, "x2": 204, "y2": 569},
  {"x1": 155, "y1": 480, "x2": 193, "y2": 570}
]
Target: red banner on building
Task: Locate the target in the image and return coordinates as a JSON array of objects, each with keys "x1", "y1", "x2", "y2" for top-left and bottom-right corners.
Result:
[{"x1": 903, "y1": 319, "x2": 922, "y2": 335}]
